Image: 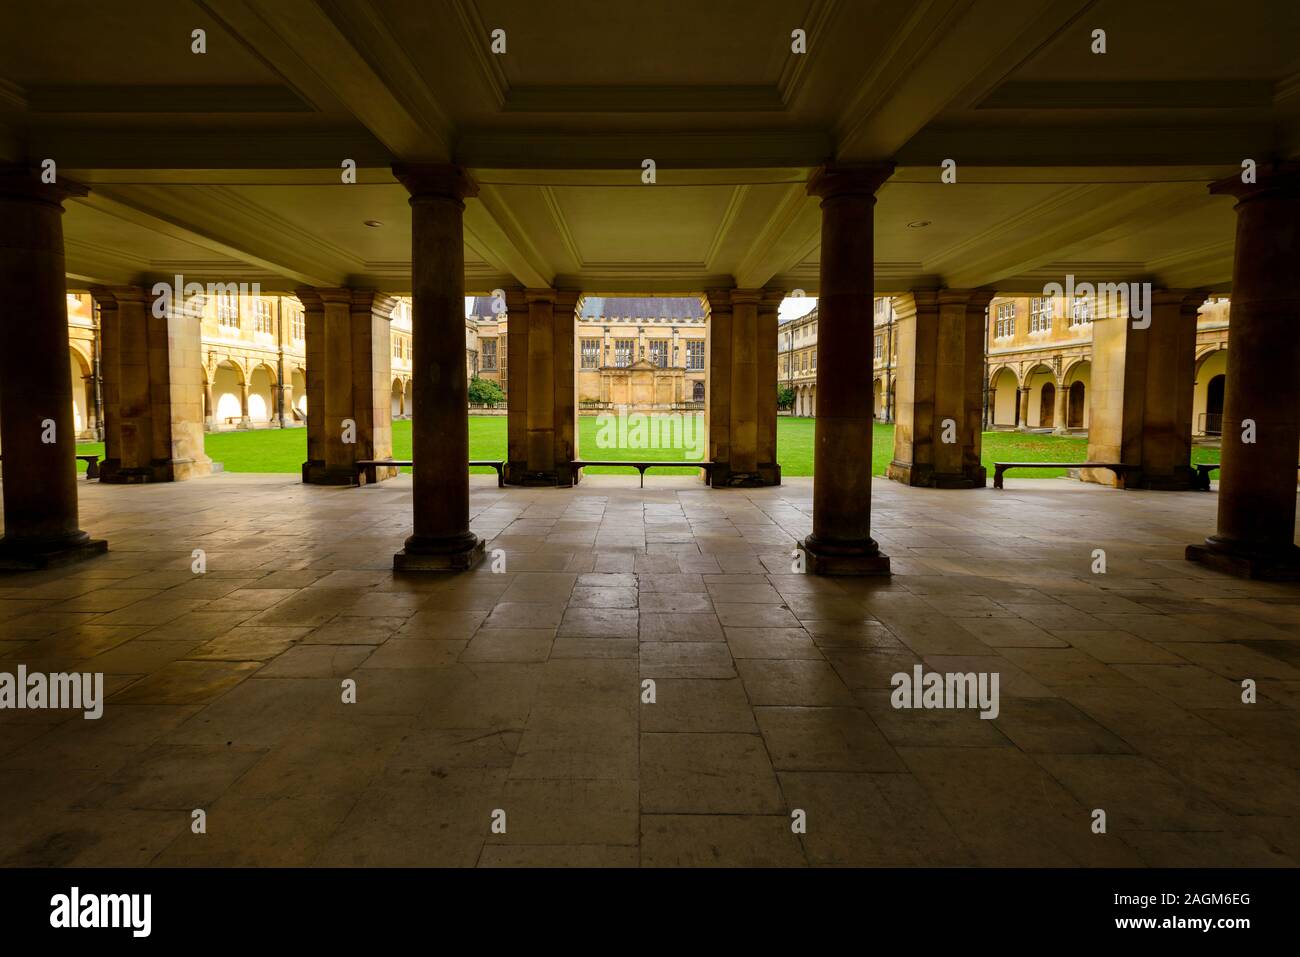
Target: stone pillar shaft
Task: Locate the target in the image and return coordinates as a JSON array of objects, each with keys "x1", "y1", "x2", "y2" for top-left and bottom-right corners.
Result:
[
  {"x1": 799, "y1": 163, "x2": 893, "y2": 575},
  {"x1": 1085, "y1": 290, "x2": 1201, "y2": 489},
  {"x1": 0, "y1": 169, "x2": 106, "y2": 568},
  {"x1": 1188, "y1": 165, "x2": 1300, "y2": 578},
  {"x1": 506, "y1": 288, "x2": 577, "y2": 485},
  {"x1": 392, "y1": 164, "x2": 483, "y2": 571},
  {"x1": 706, "y1": 287, "x2": 780, "y2": 486},
  {"x1": 93, "y1": 285, "x2": 210, "y2": 482},
  {"x1": 888, "y1": 289, "x2": 991, "y2": 488}
]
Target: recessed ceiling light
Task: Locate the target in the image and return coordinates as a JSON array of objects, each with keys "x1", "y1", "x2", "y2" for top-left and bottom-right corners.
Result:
[
  {"x1": 364, "y1": 220, "x2": 383, "y2": 228},
  {"x1": 907, "y1": 220, "x2": 931, "y2": 229}
]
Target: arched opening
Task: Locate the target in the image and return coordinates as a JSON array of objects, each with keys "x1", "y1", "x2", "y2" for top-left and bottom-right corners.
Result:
[
  {"x1": 404, "y1": 379, "x2": 413, "y2": 418},
  {"x1": 873, "y1": 378, "x2": 883, "y2": 419},
  {"x1": 1062, "y1": 360, "x2": 1091, "y2": 431},
  {"x1": 692, "y1": 380, "x2": 704, "y2": 403},
  {"x1": 1023, "y1": 365, "x2": 1056, "y2": 428},
  {"x1": 248, "y1": 364, "x2": 275, "y2": 425},
  {"x1": 213, "y1": 361, "x2": 244, "y2": 429},
  {"x1": 69, "y1": 348, "x2": 92, "y2": 438},
  {"x1": 292, "y1": 368, "x2": 307, "y2": 419},
  {"x1": 1205, "y1": 374, "x2": 1225, "y2": 435},
  {"x1": 1039, "y1": 382, "x2": 1055, "y2": 429},
  {"x1": 1068, "y1": 381, "x2": 1086, "y2": 429},
  {"x1": 990, "y1": 367, "x2": 1020, "y2": 426},
  {"x1": 392, "y1": 378, "x2": 405, "y2": 418},
  {"x1": 1193, "y1": 349, "x2": 1228, "y2": 435}
]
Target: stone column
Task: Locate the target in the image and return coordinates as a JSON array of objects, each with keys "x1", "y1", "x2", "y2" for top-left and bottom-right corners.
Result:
[
  {"x1": 798, "y1": 163, "x2": 893, "y2": 575},
  {"x1": 352, "y1": 289, "x2": 398, "y2": 483},
  {"x1": 0, "y1": 169, "x2": 107, "y2": 569},
  {"x1": 505, "y1": 287, "x2": 577, "y2": 485},
  {"x1": 300, "y1": 288, "x2": 395, "y2": 484},
  {"x1": 1188, "y1": 164, "x2": 1300, "y2": 579},
  {"x1": 1084, "y1": 289, "x2": 1202, "y2": 489},
  {"x1": 92, "y1": 285, "x2": 212, "y2": 482},
  {"x1": 238, "y1": 382, "x2": 252, "y2": 429},
  {"x1": 204, "y1": 381, "x2": 215, "y2": 431},
  {"x1": 392, "y1": 164, "x2": 484, "y2": 572},
  {"x1": 1017, "y1": 387, "x2": 1030, "y2": 430},
  {"x1": 706, "y1": 287, "x2": 780, "y2": 486},
  {"x1": 757, "y1": 290, "x2": 781, "y2": 473},
  {"x1": 888, "y1": 288, "x2": 992, "y2": 488},
  {"x1": 1053, "y1": 383, "x2": 1069, "y2": 434}
]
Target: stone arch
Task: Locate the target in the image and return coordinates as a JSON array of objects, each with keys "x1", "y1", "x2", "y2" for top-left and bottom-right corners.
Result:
[
  {"x1": 989, "y1": 365, "x2": 1020, "y2": 427},
  {"x1": 404, "y1": 378, "x2": 413, "y2": 417},
  {"x1": 1193, "y1": 347, "x2": 1228, "y2": 435},
  {"x1": 247, "y1": 362, "x2": 276, "y2": 425},
  {"x1": 212, "y1": 359, "x2": 246, "y2": 428},
  {"x1": 1023, "y1": 362, "x2": 1059, "y2": 429},
  {"x1": 1062, "y1": 359, "x2": 1091, "y2": 430},
  {"x1": 391, "y1": 377, "x2": 405, "y2": 418},
  {"x1": 873, "y1": 378, "x2": 883, "y2": 419},
  {"x1": 291, "y1": 366, "x2": 307, "y2": 418},
  {"x1": 69, "y1": 345, "x2": 93, "y2": 437}
]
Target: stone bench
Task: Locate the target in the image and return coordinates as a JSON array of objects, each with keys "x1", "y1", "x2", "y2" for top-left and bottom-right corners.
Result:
[
  {"x1": 992, "y1": 461, "x2": 1138, "y2": 489},
  {"x1": 573, "y1": 460, "x2": 714, "y2": 488},
  {"x1": 352, "y1": 459, "x2": 505, "y2": 487},
  {"x1": 0, "y1": 453, "x2": 98, "y2": 479}
]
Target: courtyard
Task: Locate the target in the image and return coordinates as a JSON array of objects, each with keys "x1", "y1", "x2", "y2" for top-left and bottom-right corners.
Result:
[
  {"x1": 74, "y1": 417, "x2": 1225, "y2": 479},
  {"x1": 0, "y1": 474, "x2": 1295, "y2": 867}
]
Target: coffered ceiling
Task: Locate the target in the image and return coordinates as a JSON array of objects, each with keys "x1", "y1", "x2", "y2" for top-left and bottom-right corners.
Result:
[{"x1": 2, "y1": 0, "x2": 1296, "y2": 296}]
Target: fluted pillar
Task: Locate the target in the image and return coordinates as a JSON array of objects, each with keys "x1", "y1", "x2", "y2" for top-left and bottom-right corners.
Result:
[
  {"x1": 1188, "y1": 164, "x2": 1300, "y2": 579},
  {"x1": 392, "y1": 164, "x2": 484, "y2": 572},
  {"x1": 798, "y1": 163, "x2": 893, "y2": 576},
  {"x1": 0, "y1": 168, "x2": 107, "y2": 569}
]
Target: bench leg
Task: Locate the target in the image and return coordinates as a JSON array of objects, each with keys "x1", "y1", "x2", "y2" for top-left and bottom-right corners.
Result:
[
  {"x1": 496, "y1": 467, "x2": 504, "y2": 488},
  {"x1": 85, "y1": 460, "x2": 99, "y2": 480},
  {"x1": 993, "y1": 469, "x2": 1004, "y2": 489},
  {"x1": 639, "y1": 468, "x2": 645, "y2": 489}
]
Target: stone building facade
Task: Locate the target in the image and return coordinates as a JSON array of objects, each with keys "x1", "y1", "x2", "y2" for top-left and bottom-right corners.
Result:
[{"x1": 782, "y1": 298, "x2": 899, "y2": 420}]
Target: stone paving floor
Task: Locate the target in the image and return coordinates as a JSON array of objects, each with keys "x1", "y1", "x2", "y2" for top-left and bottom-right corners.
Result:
[{"x1": 0, "y1": 473, "x2": 1297, "y2": 867}]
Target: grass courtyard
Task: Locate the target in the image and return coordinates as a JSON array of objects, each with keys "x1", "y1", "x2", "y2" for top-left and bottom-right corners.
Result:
[{"x1": 73, "y1": 415, "x2": 1222, "y2": 479}]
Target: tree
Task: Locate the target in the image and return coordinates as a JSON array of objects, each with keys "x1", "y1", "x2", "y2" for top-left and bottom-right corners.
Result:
[
  {"x1": 777, "y1": 385, "x2": 795, "y2": 411},
  {"x1": 468, "y1": 376, "x2": 505, "y2": 407}
]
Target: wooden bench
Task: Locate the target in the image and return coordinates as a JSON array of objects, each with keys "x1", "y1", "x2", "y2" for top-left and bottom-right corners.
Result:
[
  {"x1": 992, "y1": 461, "x2": 1138, "y2": 489},
  {"x1": 1193, "y1": 463, "x2": 1300, "y2": 490},
  {"x1": 0, "y1": 454, "x2": 98, "y2": 479},
  {"x1": 573, "y1": 460, "x2": 714, "y2": 488},
  {"x1": 353, "y1": 459, "x2": 505, "y2": 488}
]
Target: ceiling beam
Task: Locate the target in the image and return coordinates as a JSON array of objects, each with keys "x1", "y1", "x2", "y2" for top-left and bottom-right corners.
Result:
[
  {"x1": 196, "y1": 0, "x2": 450, "y2": 161},
  {"x1": 75, "y1": 186, "x2": 347, "y2": 287},
  {"x1": 836, "y1": 0, "x2": 1096, "y2": 161}
]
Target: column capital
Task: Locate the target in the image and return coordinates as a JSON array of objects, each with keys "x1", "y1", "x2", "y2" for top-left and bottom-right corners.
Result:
[
  {"x1": 392, "y1": 164, "x2": 478, "y2": 202},
  {"x1": 891, "y1": 289, "x2": 940, "y2": 321},
  {"x1": 730, "y1": 288, "x2": 763, "y2": 306},
  {"x1": 0, "y1": 166, "x2": 88, "y2": 207},
  {"x1": 758, "y1": 287, "x2": 785, "y2": 315},
  {"x1": 525, "y1": 287, "x2": 557, "y2": 304},
  {"x1": 704, "y1": 287, "x2": 735, "y2": 317},
  {"x1": 1209, "y1": 161, "x2": 1300, "y2": 204},
  {"x1": 807, "y1": 162, "x2": 895, "y2": 202},
  {"x1": 89, "y1": 285, "x2": 150, "y2": 309},
  {"x1": 350, "y1": 288, "x2": 399, "y2": 320},
  {"x1": 938, "y1": 288, "x2": 996, "y2": 311}
]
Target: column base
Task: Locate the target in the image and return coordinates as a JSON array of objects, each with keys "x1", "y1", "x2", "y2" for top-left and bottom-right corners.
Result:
[
  {"x1": 709, "y1": 462, "x2": 781, "y2": 488},
  {"x1": 0, "y1": 534, "x2": 108, "y2": 571},
  {"x1": 394, "y1": 533, "x2": 486, "y2": 573},
  {"x1": 886, "y1": 461, "x2": 985, "y2": 489},
  {"x1": 798, "y1": 536, "x2": 891, "y2": 577},
  {"x1": 1130, "y1": 468, "x2": 1198, "y2": 492},
  {"x1": 302, "y1": 461, "x2": 358, "y2": 486},
  {"x1": 504, "y1": 463, "x2": 575, "y2": 487},
  {"x1": 1185, "y1": 540, "x2": 1300, "y2": 581}
]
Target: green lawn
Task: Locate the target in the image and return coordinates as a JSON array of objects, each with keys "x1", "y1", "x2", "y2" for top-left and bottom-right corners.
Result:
[{"x1": 73, "y1": 414, "x2": 1223, "y2": 479}]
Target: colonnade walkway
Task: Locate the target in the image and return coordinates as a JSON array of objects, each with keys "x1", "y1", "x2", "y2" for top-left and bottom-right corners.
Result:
[{"x1": 0, "y1": 475, "x2": 1295, "y2": 866}]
